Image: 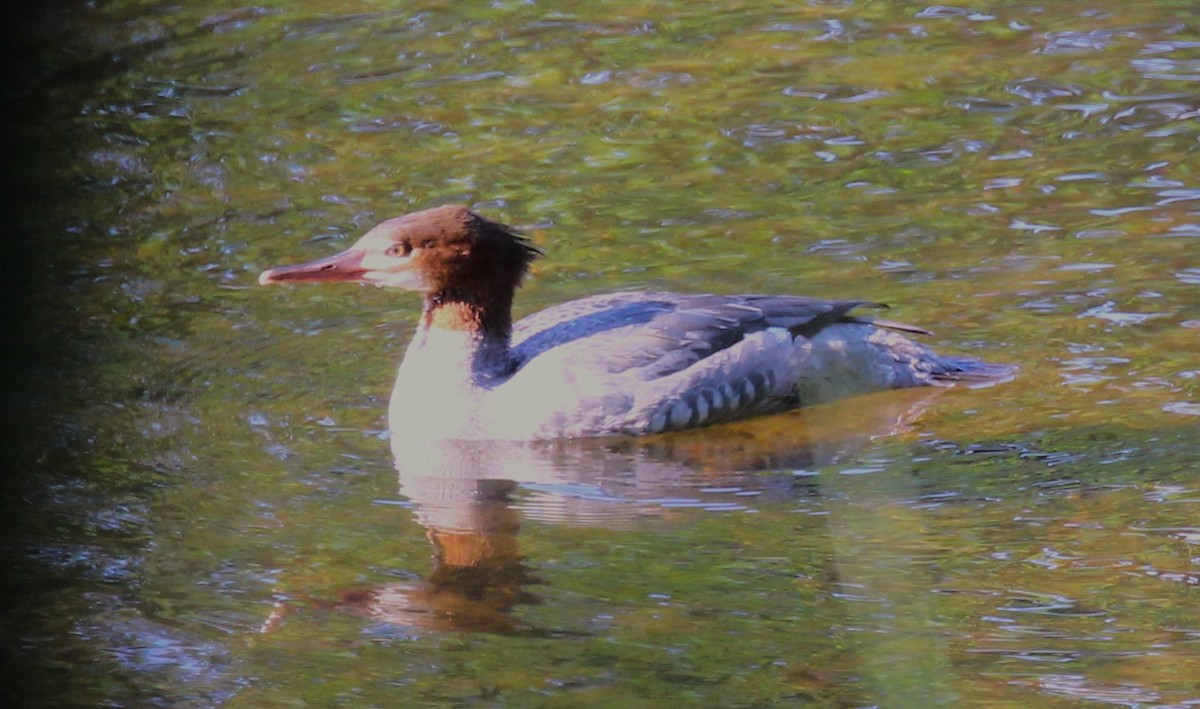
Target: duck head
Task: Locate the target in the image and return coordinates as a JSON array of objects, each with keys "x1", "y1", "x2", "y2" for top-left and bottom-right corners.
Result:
[{"x1": 259, "y1": 205, "x2": 541, "y2": 299}]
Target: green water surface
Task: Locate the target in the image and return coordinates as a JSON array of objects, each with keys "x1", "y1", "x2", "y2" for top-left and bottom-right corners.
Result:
[{"x1": 4, "y1": 1, "x2": 1199, "y2": 706}]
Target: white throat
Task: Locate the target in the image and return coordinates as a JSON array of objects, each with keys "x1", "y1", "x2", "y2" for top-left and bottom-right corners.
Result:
[{"x1": 388, "y1": 324, "x2": 512, "y2": 441}]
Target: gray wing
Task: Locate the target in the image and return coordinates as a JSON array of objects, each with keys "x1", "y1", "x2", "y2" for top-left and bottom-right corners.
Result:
[{"x1": 510, "y1": 290, "x2": 891, "y2": 381}]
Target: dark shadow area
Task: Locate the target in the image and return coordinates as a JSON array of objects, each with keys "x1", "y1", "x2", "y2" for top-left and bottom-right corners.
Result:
[{"x1": 0, "y1": 3, "x2": 140, "y2": 704}]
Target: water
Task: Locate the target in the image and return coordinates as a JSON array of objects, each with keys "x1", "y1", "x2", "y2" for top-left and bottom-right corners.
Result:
[{"x1": 3, "y1": 1, "x2": 1199, "y2": 706}]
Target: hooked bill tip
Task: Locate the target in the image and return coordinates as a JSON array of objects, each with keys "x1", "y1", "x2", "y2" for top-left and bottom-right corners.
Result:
[{"x1": 254, "y1": 249, "x2": 368, "y2": 285}]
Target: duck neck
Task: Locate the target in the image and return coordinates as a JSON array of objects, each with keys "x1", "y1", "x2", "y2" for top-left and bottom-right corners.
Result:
[{"x1": 407, "y1": 291, "x2": 516, "y2": 384}]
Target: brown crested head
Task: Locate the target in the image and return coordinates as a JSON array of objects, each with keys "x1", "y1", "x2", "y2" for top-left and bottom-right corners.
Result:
[
  {"x1": 374, "y1": 204, "x2": 541, "y2": 299},
  {"x1": 260, "y1": 205, "x2": 541, "y2": 302}
]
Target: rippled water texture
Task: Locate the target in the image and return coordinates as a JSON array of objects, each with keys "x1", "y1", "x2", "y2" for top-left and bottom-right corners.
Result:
[{"x1": 3, "y1": 1, "x2": 1198, "y2": 706}]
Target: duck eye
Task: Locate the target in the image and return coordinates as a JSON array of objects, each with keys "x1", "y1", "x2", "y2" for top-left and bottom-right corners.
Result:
[{"x1": 385, "y1": 242, "x2": 413, "y2": 258}]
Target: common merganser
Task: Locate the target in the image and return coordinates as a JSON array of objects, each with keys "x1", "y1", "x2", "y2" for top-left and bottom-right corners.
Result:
[{"x1": 260, "y1": 205, "x2": 1012, "y2": 440}]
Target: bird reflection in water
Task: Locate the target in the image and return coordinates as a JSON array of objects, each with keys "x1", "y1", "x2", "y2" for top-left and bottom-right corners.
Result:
[{"x1": 260, "y1": 387, "x2": 946, "y2": 635}]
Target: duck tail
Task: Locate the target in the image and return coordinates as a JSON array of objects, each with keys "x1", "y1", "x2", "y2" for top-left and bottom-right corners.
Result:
[
  {"x1": 930, "y1": 356, "x2": 1018, "y2": 385},
  {"x1": 868, "y1": 318, "x2": 934, "y2": 337}
]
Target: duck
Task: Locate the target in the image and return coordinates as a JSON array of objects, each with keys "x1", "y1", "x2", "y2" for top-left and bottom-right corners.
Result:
[{"x1": 260, "y1": 204, "x2": 1012, "y2": 441}]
